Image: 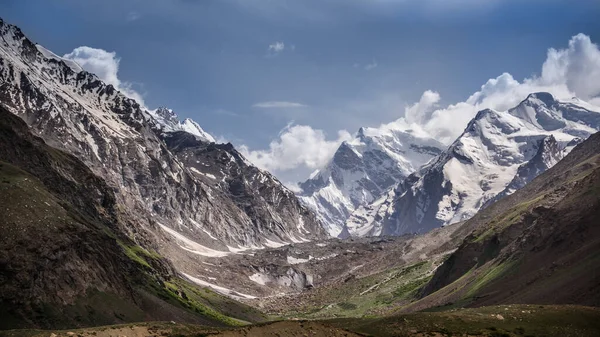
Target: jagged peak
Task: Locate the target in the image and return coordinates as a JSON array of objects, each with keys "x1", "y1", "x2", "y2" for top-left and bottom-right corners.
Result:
[
  {"x1": 154, "y1": 107, "x2": 179, "y2": 123},
  {"x1": 523, "y1": 92, "x2": 557, "y2": 105}
]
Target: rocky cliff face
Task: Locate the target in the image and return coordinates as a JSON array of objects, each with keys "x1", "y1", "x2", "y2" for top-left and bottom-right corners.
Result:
[
  {"x1": 362, "y1": 93, "x2": 600, "y2": 236},
  {"x1": 0, "y1": 105, "x2": 269, "y2": 329},
  {"x1": 299, "y1": 123, "x2": 444, "y2": 237},
  {"x1": 0, "y1": 18, "x2": 325, "y2": 268}
]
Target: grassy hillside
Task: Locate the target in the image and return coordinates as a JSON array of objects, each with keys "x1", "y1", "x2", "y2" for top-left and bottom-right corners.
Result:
[{"x1": 407, "y1": 132, "x2": 600, "y2": 312}]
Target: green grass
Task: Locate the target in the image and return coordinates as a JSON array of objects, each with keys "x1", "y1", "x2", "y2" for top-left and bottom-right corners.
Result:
[
  {"x1": 473, "y1": 194, "x2": 545, "y2": 243},
  {"x1": 0, "y1": 161, "x2": 264, "y2": 329},
  {"x1": 326, "y1": 304, "x2": 600, "y2": 337},
  {"x1": 117, "y1": 241, "x2": 161, "y2": 269},
  {"x1": 280, "y1": 259, "x2": 439, "y2": 319},
  {"x1": 464, "y1": 259, "x2": 518, "y2": 299}
]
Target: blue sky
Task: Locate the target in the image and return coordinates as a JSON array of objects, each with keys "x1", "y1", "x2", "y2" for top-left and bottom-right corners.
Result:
[{"x1": 2, "y1": 0, "x2": 600, "y2": 184}]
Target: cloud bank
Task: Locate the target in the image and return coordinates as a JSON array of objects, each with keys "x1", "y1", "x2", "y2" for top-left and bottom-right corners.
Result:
[
  {"x1": 239, "y1": 125, "x2": 352, "y2": 171},
  {"x1": 63, "y1": 46, "x2": 145, "y2": 106},
  {"x1": 241, "y1": 33, "x2": 600, "y2": 175},
  {"x1": 404, "y1": 33, "x2": 600, "y2": 143}
]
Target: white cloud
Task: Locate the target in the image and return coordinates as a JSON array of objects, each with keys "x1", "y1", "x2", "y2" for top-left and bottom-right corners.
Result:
[
  {"x1": 63, "y1": 47, "x2": 145, "y2": 106},
  {"x1": 253, "y1": 101, "x2": 307, "y2": 108},
  {"x1": 268, "y1": 41, "x2": 285, "y2": 55},
  {"x1": 397, "y1": 33, "x2": 600, "y2": 144},
  {"x1": 284, "y1": 182, "x2": 304, "y2": 193},
  {"x1": 404, "y1": 90, "x2": 440, "y2": 125},
  {"x1": 239, "y1": 124, "x2": 352, "y2": 171},
  {"x1": 241, "y1": 33, "x2": 600, "y2": 177},
  {"x1": 364, "y1": 60, "x2": 378, "y2": 71}
]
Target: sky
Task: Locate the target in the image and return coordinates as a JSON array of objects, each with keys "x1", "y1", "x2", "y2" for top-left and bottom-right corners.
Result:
[{"x1": 1, "y1": 0, "x2": 600, "y2": 187}]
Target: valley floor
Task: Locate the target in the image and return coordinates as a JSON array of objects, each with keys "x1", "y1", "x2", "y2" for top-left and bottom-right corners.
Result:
[{"x1": 2, "y1": 305, "x2": 599, "y2": 337}]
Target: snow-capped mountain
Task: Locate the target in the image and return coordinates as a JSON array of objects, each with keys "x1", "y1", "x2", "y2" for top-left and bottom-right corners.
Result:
[
  {"x1": 299, "y1": 121, "x2": 444, "y2": 237},
  {"x1": 358, "y1": 92, "x2": 600, "y2": 236},
  {"x1": 0, "y1": 17, "x2": 326, "y2": 261},
  {"x1": 148, "y1": 107, "x2": 215, "y2": 143}
]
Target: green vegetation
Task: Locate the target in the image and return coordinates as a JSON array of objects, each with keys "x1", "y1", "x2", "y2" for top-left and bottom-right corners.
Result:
[
  {"x1": 279, "y1": 259, "x2": 439, "y2": 319},
  {"x1": 327, "y1": 304, "x2": 600, "y2": 337},
  {"x1": 464, "y1": 259, "x2": 518, "y2": 299},
  {"x1": 473, "y1": 194, "x2": 545, "y2": 243},
  {"x1": 0, "y1": 161, "x2": 265, "y2": 329},
  {"x1": 117, "y1": 241, "x2": 161, "y2": 269},
  {"x1": 3, "y1": 305, "x2": 599, "y2": 337},
  {"x1": 144, "y1": 277, "x2": 266, "y2": 327}
]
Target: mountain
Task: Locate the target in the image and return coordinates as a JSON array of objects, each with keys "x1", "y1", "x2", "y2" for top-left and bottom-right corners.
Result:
[
  {"x1": 0, "y1": 105, "x2": 266, "y2": 329},
  {"x1": 407, "y1": 130, "x2": 600, "y2": 311},
  {"x1": 298, "y1": 122, "x2": 444, "y2": 237},
  {"x1": 148, "y1": 107, "x2": 215, "y2": 143},
  {"x1": 356, "y1": 93, "x2": 600, "y2": 236},
  {"x1": 0, "y1": 18, "x2": 326, "y2": 293}
]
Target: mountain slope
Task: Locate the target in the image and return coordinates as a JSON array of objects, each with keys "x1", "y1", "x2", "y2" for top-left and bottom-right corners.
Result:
[
  {"x1": 299, "y1": 122, "x2": 444, "y2": 237},
  {"x1": 0, "y1": 105, "x2": 266, "y2": 329},
  {"x1": 405, "y1": 130, "x2": 600, "y2": 311},
  {"x1": 365, "y1": 93, "x2": 600, "y2": 236},
  {"x1": 0, "y1": 17, "x2": 325, "y2": 265}
]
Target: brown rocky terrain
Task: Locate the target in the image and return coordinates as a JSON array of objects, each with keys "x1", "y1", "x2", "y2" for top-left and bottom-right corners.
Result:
[{"x1": 0, "y1": 105, "x2": 266, "y2": 329}]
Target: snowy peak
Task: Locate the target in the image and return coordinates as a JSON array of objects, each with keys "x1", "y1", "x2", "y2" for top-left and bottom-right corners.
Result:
[
  {"x1": 181, "y1": 118, "x2": 216, "y2": 142},
  {"x1": 155, "y1": 107, "x2": 179, "y2": 125},
  {"x1": 369, "y1": 95, "x2": 600, "y2": 237},
  {"x1": 509, "y1": 91, "x2": 600, "y2": 133},
  {"x1": 147, "y1": 107, "x2": 215, "y2": 143},
  {"x1": 0, "y1": 18, "x2": 215, "y2": 145},
  {"x1": 298, "y1": 123, "x2": 444, "y2": 237},
  {"x1": 509, "y1": 92, "x2": 566, "y2": 131}
]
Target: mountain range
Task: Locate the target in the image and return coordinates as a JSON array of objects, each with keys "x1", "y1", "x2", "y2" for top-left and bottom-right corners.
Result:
[
  {"x1": 299, "y1": 122, "x2": 444, "y2": 237},
  {"x1": 1, "y1": 17, "x2": 600, "y2": 336},
  {"x1": 0, "y1": 18, "x2": 326, "y2": 256},
  {"x1": 301, "y1": 92, "x2": 600, "y2": 238}
]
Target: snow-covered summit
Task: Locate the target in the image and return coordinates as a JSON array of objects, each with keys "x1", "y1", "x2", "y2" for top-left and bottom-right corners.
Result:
[
  {"x1": 298, "y1": 120, "x2": 444, "y2": 237},
  {"x1": 147, "y1": 107, "x2": 215, "y2": 143},
  {"x1": 359, "y1": 92, "x2": 600, "y2": 236}
]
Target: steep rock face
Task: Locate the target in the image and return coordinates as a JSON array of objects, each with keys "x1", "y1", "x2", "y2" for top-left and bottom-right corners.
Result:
[
  {"x1": 299, "y1": 124, "x2": 443, "y2": 237},
  {"x1": 361, "y1": 93, "x2": 600, "y2": 236},
  {"x1": 0, "y1": 105, "x2": 267, "y2": 329},
  {"x1": 163, "y1": 131, "x2": 323, "y2": 247},
  {"x1": 0, "y1": 18, "x2": 325, "y2": 263}
]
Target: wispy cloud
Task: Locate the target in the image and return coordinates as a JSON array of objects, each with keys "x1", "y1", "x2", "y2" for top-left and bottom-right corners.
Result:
[
  {"x1": 364, "y1": 60, "x2": 378, "y2": 70},
  {"x1": 269, "y1": 41, "x2": 285, "y2": 53},
  {"x1": 267, "y1": 41, "x2": 294, "y2": 57},
  {"x1": 126, "y1": 11, "x2": 141, "y2": 22},
  {"x1": 253, "y1": 101, "x2": 307, "y2": 108}
]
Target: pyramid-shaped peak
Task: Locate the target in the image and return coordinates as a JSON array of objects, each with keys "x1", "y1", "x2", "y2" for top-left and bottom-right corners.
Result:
[{"x1": 523, "y1": 92, "x2": 557, "y2": 106}]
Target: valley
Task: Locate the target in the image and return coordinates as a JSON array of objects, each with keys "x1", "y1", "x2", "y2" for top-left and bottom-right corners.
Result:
[{"x1": 1, "y1": 10, "x2": 600, "y2": 337}]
